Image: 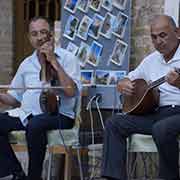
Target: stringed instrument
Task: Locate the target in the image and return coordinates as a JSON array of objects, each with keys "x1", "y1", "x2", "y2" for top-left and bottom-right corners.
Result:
[
  {"x1": 38, "y1": 32, "x2": 59, "y2": 115},
  {"x1": 122, "y1": 69, "x2": 180, "y2": 115}
]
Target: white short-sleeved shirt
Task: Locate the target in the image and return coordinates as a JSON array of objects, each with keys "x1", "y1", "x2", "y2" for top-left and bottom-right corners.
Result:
[
  {"x1": 128, "y1": 45, "x2": 180, "y2": 107},
  {"x1": 7, "y1": 47, "x2": 81, "y2": 126}
]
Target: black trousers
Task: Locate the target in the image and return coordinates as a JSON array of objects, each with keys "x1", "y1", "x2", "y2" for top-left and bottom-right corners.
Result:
[
  {"x1": 101, "y1": 106, "x2": 180, "y2": 180},
  {"x1": 0, "y1": 112, "x2": 74, "y2": 180}
]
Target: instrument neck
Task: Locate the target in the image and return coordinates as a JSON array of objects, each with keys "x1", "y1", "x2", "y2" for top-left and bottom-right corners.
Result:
[
  {"x1": 149, "y1": 68, "x2": 180, "y2": 89},
  {"x1": 38, "y1": 51, "x2": 47, "y2": 82},
  {"x1": 149, "y1": 76, "x2": 166, "y2": 89}
]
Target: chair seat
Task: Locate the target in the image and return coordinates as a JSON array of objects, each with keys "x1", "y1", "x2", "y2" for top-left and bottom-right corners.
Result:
[
  {"x1": 47, "y1": 127, "x2": 79, "y2": 146},
  {"x1": 9, "y1": 127, "x2": 79, "y2": 147},
  {"x1": 9, "y1": 130, "x2": 26, "y2": 144},
  {"x1": 128, "y1": 134, "x2": 157, "y2": 152}
]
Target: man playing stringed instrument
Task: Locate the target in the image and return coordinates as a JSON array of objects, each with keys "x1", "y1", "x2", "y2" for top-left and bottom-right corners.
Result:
[
  {"x1": 0, "y1": 17, "x2": 81, "y2": 180},
  {"x1": 102, "y1": 15, "x2": 180, "y2": 180}
]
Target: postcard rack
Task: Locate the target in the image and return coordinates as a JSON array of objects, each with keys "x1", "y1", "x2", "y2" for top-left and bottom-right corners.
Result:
[{"x1": 61, "y1": 0, "x2": 131, "y2": 109}]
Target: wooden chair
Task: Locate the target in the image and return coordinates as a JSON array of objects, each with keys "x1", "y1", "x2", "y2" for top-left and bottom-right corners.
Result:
[
  {"x1": 9, "y1": 95, "x2": 83, "y2": 180},
  {"x1": 46, "y1": 101, "x2": 83, "y2": 180}
]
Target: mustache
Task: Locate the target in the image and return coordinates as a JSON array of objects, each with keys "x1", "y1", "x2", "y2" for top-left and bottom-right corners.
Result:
[
  {"x1": 37, "y1": 39, "x2": 53, "y2": 47},
  {"x1": 37, "y1": 39, "x2": 45, "y2": 46}
]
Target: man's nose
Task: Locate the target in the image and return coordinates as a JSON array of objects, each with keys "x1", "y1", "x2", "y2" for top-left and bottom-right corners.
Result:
[
  {"x1": 37, "y1": 32, "x2": 44, "y2": 40},
  {"x1": 36, "y1": 32, "x2": 47, "y2": 41},
  {"x1": 156, "y1": 36, "x2": 163, "y2": 44}
]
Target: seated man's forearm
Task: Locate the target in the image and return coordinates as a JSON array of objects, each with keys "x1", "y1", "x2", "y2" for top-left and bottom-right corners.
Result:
[{"x1": 0, "y1": 93, "x2": 20, "y2": 107}]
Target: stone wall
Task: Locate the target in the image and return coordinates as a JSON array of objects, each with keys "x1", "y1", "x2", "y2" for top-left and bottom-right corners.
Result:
[
  {"x1": 0, "y1": 0, "x2": 166, "y2": 81},
  {"x1": 0, "y1": 0, "x2": 13, "y2": 83},
  {"x1": 130, "y1": 0, "x2": 165, "y2": 69}
]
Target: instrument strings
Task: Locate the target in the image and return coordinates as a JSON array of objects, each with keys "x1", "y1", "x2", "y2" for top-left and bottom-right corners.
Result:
[{"x1": 0, "y1": 85, "x2": 71, "y2": 90}]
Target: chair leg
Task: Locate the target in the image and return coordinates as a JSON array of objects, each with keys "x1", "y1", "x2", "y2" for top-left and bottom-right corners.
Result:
[
  {"x1": 64, "y1": 149, "x2": 72, "y2": 180},
  {"x1": 141, "y1": 153, "x2": 148, "y2": 179},
  {"x1": 47, "y1": 152, "x2": 53, "y2": 180},
  {"x1": 127, "y1": 151, "x2": 130, "y2": 180},
  {"x1": 127, "y1": 152, "x2": 138, "y2": 180},
  {"x1": 76, "y1": 148, "x2": 84, "y2": 180}
]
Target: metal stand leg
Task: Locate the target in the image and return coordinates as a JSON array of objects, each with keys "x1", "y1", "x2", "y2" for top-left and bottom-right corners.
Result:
[{"x1": 47, "y1": 152, "x2": 53, "y2": 180}]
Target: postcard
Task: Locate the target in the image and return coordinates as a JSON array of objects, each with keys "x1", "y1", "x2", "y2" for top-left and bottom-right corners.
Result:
[
  {"x1": 110, "y1": 39, "x2": 128, "y2": 66},
  {"x1": 77, "y1": 0, "x2": 89, "y2": 12},
  {"x1": 63, "y1": 15, "x2": 79, "y2": 41},
  {"x1": 112, "y1": 11, "x2": 128, "y2": 38},
  {"x1": 88, "y1": 13, "x2": 104, "y2": 39},
  {"x1": 99, "y1": 12, "x2": 116, "y2": 39},
  {"x1": 66, "y1": 42, "x2": 79, "y2": 55},
  {"x1": 112, "y1": 0, "x2": 127, "y2": 10},
  {"x1": 102, "y1": 0, "x2": 113, "y2": 11},
  {"x1": 64, "y1": 0, "x2": 79, "y2": 13},
  {"x1": 95, "y1": 70, "x2": 110, "y2": 86},
  {"x1": 87, "y1": 41, "x2": 103, "y2": 67},
  {"x1": 77, "y1": 41, "x2": 90, "y2": 67},
  {"x1": 89, "y1": 0, "x2": 102, "y2": 12},
  {"x1": 81, "y1": 70, "x2": 94, "y2": 85},
  {"x1": 108, "y1": 70, "x2": 126, "y2": 85},
  {"x1": 115, "y1": 70, "x2": 126, "y2": 82},
  {"x1": 77, "y1": 15, "x2": 93, "y2": 40}
]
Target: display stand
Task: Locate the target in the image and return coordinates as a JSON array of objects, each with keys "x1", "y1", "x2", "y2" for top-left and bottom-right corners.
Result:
[{"x1": 61, "y1": 0, "x2": 131, "y2": 109}]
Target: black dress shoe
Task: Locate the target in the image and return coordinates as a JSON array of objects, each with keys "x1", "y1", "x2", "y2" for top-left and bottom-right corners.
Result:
[{"x1": 12, "y1": 171, "x2": 26, "y2": 180}]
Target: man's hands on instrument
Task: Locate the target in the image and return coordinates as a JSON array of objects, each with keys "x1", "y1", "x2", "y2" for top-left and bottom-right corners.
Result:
[
  {"x1": 117, "y1": 78, "x2": 135, "y2": 96},
  {"x1": 39, "y1": 40, "x2": 59, "y2": 71},
  {"x1": 165, "y1": 68, "x2": 180, "y2": 88},
  {"x1": 39, "y1": 37, "x2": 76, "y2": 97}
]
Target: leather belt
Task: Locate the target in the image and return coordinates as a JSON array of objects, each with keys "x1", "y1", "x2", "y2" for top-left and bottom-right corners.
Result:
[{"x1": 160, "y1": 105, "x2": 180, "y2": 108}]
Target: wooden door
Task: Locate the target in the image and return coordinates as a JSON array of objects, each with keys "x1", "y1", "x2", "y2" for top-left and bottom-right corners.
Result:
[{"x1": 14, "y1": 0, "x2": 61, "y2": 72}]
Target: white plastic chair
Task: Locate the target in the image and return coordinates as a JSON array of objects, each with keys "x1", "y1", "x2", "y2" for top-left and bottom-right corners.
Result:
[{"x1": 127, "y1": 134, "x2": 158, "y2": 179}]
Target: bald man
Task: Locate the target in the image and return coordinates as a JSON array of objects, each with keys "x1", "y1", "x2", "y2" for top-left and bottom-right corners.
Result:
[{"x1": 101, "y1": 15, "x2": 180, "y2": 180}]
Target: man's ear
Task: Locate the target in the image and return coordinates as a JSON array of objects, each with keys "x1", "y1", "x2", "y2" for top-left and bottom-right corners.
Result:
[
  {"x1": 27, "y1": 33, "x2": 33, "y2": 45},
  {"x1": 175, "y1": 27, "x2": 180, "y2": 39},
  {"x1": 50, "y1": 31, "x2": 54, "y2": 36},
  {"x1": 49, "y1": 31, "x2": 55, "y2": 43}
]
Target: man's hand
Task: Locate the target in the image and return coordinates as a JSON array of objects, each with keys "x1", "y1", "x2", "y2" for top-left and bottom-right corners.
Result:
[
  {"x1": 117, "y1": 78, "x2": 135, "y2": 96},
  {"x1": 40, "y1": 40, "x2": 76, "y2": 97},
  {"x1": 39, "y1": 40, "x2": 59, "y2": 71},
  {"x1": 166, "y1": 68, "x2": 180, "y2": 88}
]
